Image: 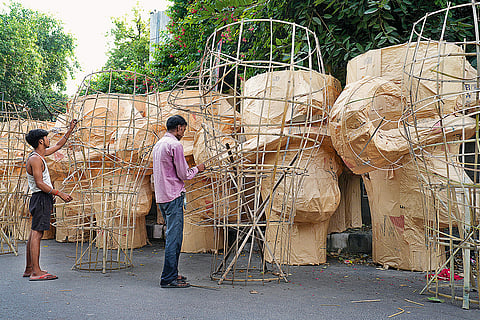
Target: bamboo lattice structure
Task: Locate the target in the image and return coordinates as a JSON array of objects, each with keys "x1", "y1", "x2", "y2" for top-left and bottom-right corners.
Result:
[
  {"x1": 401, "y1": 2, "x2": 480, "y2": 309},
  {"x1": 0, "y1": 99, "x2": 33, "y2": 255},
  {"x1": 55, "y1": 70, "x2": 161, "y2": 273},
  {"x1": 169, "y1": 19, "x2": 333, "y2": 284}
]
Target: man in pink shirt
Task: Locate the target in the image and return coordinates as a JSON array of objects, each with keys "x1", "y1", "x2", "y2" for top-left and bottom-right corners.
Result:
[{"x1": 153, "y1": 115, "x2": 205, "y2": 288}]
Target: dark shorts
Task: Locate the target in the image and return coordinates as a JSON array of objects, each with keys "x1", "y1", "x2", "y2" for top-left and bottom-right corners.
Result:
[{"x1": 29, "y1": 191, "x2": 54, "y2": 231}]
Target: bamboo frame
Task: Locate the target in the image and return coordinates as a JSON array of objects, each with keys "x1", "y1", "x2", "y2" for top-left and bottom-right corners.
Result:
[
  {"x1": 169, "y1": 19, "x2": 330, "y2": 284},
  {"x1": 401, "y1": 1, "x2": 480, "y2": 309},
  {"x1": 0, "y1": 100, "x2": 37, "y2": 255},
  {"x1": 55, "y1": 70, "x2": 161, "y2": 273}
]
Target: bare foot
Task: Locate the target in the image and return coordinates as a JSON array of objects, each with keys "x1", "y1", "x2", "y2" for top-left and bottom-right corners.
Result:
[{"x1": 23, "y1": 267, "x2": 33, "y2": 278}]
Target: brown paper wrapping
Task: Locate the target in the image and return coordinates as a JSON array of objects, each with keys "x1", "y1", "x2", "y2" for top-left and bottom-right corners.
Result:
[
  {"x1": 328, "y1": 173, "x2": 363, "y2": 234},
  {"x1": 362, "y1": 146, "x2": 472, "y2": 271},
  {"x1": 243, "y1": 70, "x2": 340, "y2": 138},
  {"x1": 265, "y1": 215, "x2": 330, "y2": 265},
  {"x1": 94, "y1": 216, "x2": 147, "y2": 250},
  {"x1": 347, "y1": 41, "x2": 477, "y2": 116},
  {"x1": 264, "y1": 139, "x2": 343, "y2": 265},
  {"x1": 330, "y1": 76, "x2": 476, "y2": 174}
]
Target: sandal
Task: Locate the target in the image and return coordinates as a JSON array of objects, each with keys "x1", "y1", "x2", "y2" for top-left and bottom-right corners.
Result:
[
  {"x1": 161, "y1": 280, "x2": 190, "y2": 288},
  {"x1": 29, "y1": 273, "x2": 58, "y2": 281},
  {"x1": 23, "y1": 269, "x2": 47, "y2": 278}
]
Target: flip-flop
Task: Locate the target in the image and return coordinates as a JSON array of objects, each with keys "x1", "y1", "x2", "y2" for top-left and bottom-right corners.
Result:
[
  {"x1": 23, "y1": 270, "x2": 47, "y2": 278},
  {"x1": 29, "y1": 273, "x2": 58, "y2": 281}
]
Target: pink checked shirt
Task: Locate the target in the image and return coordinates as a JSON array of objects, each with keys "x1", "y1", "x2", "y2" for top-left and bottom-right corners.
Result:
[{"x1": 152, "y1": 132, "x2": 199, "y2": 203}]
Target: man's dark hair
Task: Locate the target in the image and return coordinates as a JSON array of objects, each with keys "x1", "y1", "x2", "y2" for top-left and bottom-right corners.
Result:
[
  {"x1": 25, "y1": 129, "x2": 49, "y2": 149},
  {"x1": 166, "y1": 115, "x2": 188, "y2": 131}
]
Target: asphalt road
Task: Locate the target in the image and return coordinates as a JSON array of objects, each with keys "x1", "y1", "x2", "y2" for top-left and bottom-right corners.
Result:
[{"x1": 2, "y1": 239, "x2": 480, "y2": 320}]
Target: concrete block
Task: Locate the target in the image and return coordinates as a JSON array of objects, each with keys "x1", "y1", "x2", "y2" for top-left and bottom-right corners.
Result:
[
  {"x1": 153, "y1": 224, "x2": 164, "y2": 239},
  {"x1": 327, "y1": 231, "x2": 372, "y2": 254},
  {"x1": 327, "y1": 233, "x2": 349, "y2": 252}
]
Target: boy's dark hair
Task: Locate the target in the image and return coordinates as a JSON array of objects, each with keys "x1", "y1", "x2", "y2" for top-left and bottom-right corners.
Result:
[
  {"x1": 166, "y1": 115, "x2": 187, "y2": 131},
  {"x1": 25, "y1": 129, "x2": 49, "y2": 149}
]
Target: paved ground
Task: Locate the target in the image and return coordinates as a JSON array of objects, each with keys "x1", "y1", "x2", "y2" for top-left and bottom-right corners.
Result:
[{"x1": 2, "y1": 239, "x2": 480, "y2": 320}]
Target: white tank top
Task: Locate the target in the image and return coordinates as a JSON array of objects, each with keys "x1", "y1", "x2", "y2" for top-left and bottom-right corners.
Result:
[{"x1": 27, "y1": 152, "x2": 53, "y2": 193}]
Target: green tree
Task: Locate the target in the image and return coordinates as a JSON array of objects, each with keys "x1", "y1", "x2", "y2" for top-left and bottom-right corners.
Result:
[
  {"x1": 148, "y1": 0, "x2": 472, "y2": 88},
  {"x1": 105, "y1": 6, "x2": 150, "y2": 72},
  {"x1": 0, "y1": 1, "x2": 78, "y2": 120},
  {"x1": 87, "y1": 5, "x2": 154, "y2": 94},
  {"x1": 96, "y1": 0, "x2": 471, "y2": 92},
  {"x1": 264, "y1": 0, "x2": 471, "y2": 81},
  {"x1": 149, "y1": 0, "x2": 261, "y2": 91}
]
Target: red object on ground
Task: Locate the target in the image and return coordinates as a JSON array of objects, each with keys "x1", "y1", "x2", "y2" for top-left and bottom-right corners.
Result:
[{"x1": 426, "y1": 268, "x2": 463, "y2": 281}]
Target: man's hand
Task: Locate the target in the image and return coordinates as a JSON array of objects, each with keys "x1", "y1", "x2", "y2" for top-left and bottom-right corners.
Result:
[
  {"x1": 197, "y1": 163, "x2": 206, "y2": 172},
  {"x1": 58, "y1": 191, "x2": 73, "y2": 203},
  {"x1": 69, "y1": 119, "x2": 78, "y2": 131},
  {"x1": 45, "y1": 119, "x2": 78, "y2": 156}
]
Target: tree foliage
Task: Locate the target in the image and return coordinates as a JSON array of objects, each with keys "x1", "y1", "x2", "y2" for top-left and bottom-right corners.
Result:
[
  {"x1": 99, "y1": 0, "x2": 473, "y2": 93},
  {"x1": 150, "y1": 0, "x2": 476, "y2": 87},
  {"x1": 264, "y1": 0, "x2": 472, "y2": 80},
  {"x1": 87, "y1": 5, "x2": 153, "y2": 94},
  {"x1": 0, "y1": 1, "x2": 78, "y2": 120},
  {"x1": 105, "y1": 6, "x2": 150, "y2": 72},
  {"x1": 149, "y1": 0, "x2": 262, "y2": 91}
]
